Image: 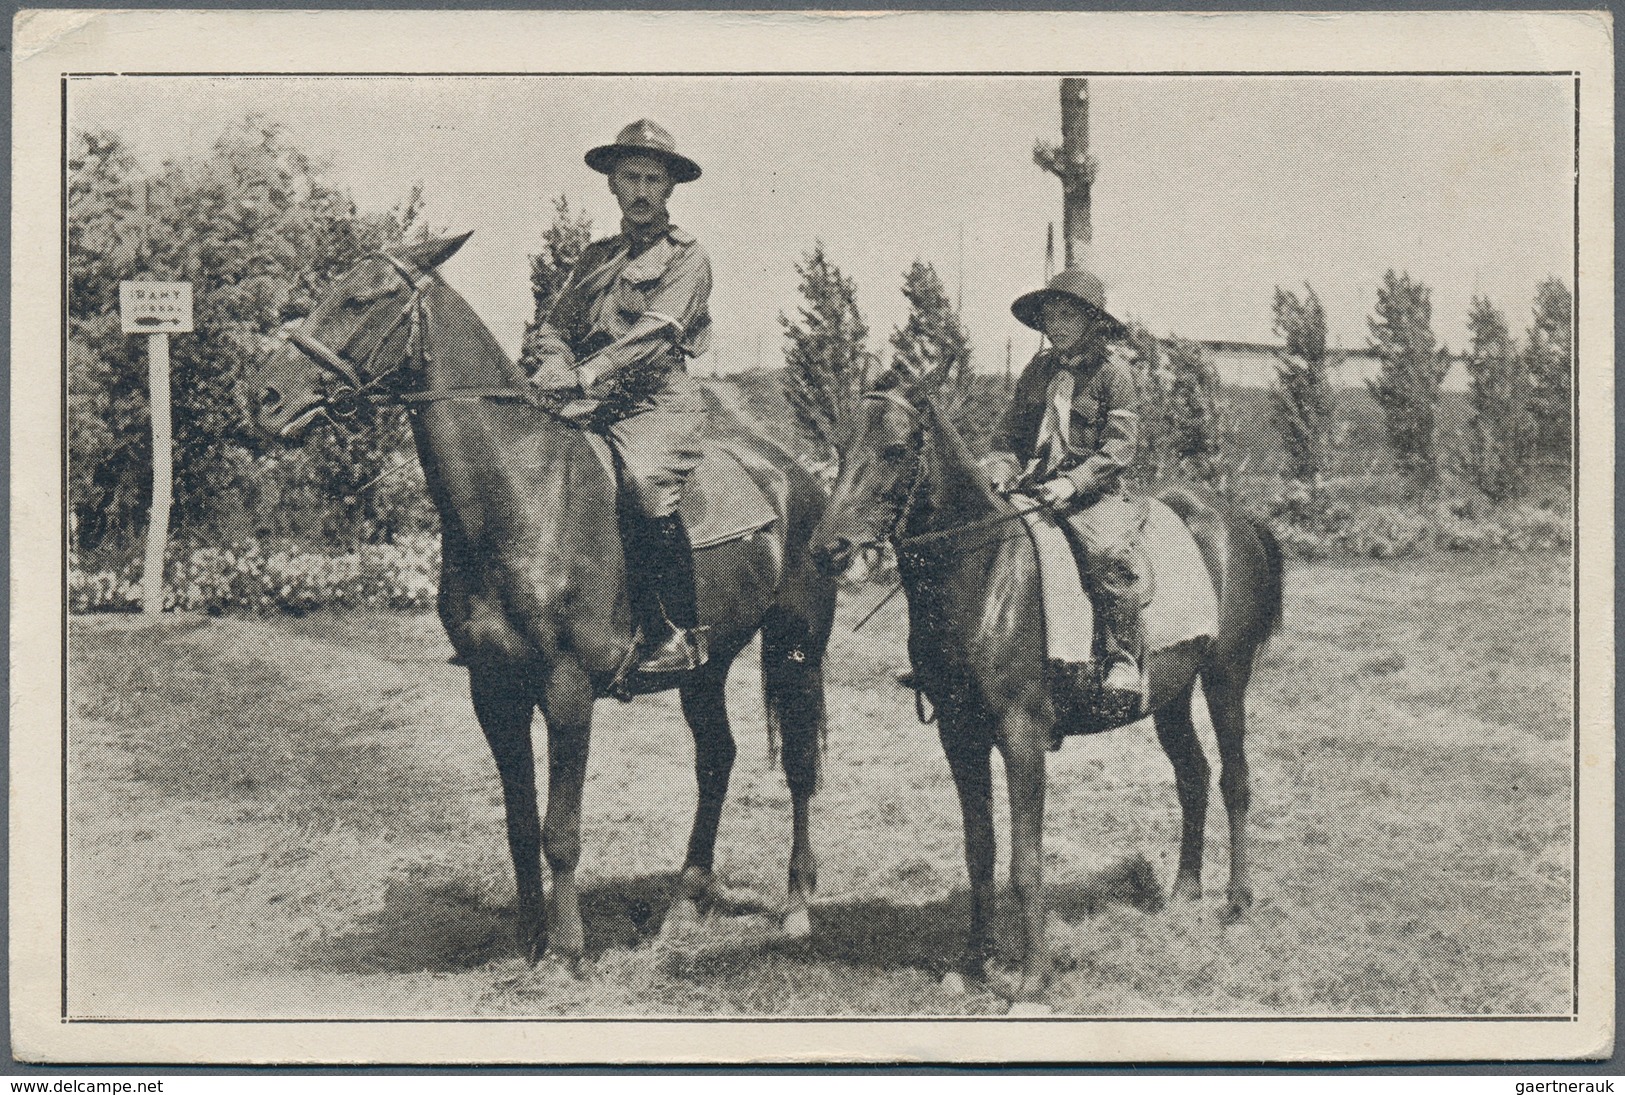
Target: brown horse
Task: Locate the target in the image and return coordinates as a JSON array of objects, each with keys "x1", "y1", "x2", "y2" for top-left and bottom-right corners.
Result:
[
  {"x1": 253, "y1": 234, "x2": 836, "y2": 963},
  {"x1": 808, "y1": 364, "x2": 1283, "y2": 1006}
]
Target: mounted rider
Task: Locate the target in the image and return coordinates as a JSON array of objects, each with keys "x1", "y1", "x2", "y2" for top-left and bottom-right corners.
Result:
[
  {"x1": 523, "y1": 120, "x2": 713, "y2": 677},
  {"x1": 985, "y1": 264, "x2": 1147, "y2": 708}
]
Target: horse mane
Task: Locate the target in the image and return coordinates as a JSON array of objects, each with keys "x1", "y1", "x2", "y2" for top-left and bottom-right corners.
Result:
[
  {"x1": 911, "y1": 378, "x2": 1004, "y2": 511},
  {"x1": 427, "y1": 278, "x2": 533, "y2": 392}
]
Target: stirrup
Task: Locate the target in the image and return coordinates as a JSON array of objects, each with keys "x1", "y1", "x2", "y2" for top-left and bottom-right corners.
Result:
[{"x1": 633, "y1": 624, "x2": 711, "y2": 675}]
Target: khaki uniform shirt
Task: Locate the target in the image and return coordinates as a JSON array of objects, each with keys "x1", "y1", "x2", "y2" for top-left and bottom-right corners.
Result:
[
  {"x1": 531, "y1": 219, "x2": 712, "y2": 394},
  {"x1": 988, "y1": 344, "x2": 1139, "y2": 496}
]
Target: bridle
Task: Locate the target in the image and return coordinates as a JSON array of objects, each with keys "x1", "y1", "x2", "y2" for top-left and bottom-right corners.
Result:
[
  {"x1": 858, "y1": 388, "x2": 933, "y2": 556},
  {"x1": 281, "y1": 252, "x2": 531, "y2": 426},
  {"x1": 856, "y1": 386, "x2": 1041, "y2": 558}
]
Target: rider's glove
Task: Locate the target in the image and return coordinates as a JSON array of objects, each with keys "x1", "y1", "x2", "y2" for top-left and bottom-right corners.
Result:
[
  {"x1": 527, "y1": 355, "x2": 581, "y2": 393},
  {"x1": 1037, "y1": 476, "x2": 1078, "y2": 508}
]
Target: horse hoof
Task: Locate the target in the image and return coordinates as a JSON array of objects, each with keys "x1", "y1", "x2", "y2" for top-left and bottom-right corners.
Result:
[
  {"x1": 1220, "y1": 902, "x2": 1249, "y2": 927},
  {"x1": 1007, "y1": 1001, "x2": 1053, "y2": 1017},
  {"x1": 781, "y1": 908, "x2": 812, "y2": 938},
  {"x1": 941, "y1": 971, "x2": 968, "y2": 996}
]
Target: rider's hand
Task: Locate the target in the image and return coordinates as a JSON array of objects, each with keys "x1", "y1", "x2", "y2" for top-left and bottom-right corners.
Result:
[
  {"x1": 982, "y1": 456, "x2": 1019, "y2": 494},
  {"x1": 528, "y1": 355, "x2": 580, "y2": 393},
  {"x1": 1038, "y1": 476, "x2": 1078, "y2": 507}
]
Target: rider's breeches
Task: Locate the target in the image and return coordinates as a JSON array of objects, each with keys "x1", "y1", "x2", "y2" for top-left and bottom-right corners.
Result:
[
  {"x1": 604, "y1": 366, "x2": 706, "y2": 518},
  {"x1": 1064, "y1": 492, "x2": 1146, "y2": 658}
]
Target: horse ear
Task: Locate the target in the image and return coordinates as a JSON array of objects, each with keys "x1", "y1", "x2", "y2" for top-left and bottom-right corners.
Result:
[{"x1": 395, "y1": 231, "x2": 473, "y2": 272}]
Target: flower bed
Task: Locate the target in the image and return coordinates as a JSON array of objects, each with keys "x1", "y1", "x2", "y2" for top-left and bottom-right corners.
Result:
[{"x1": 70, "y1": 536, "x2": 440, "y2": 615}]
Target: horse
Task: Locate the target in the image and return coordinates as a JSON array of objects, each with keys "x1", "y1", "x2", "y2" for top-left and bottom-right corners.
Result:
[
  {"x1": 807, "y1": 362, "x2": 1283, "y2": 1006},
  {"x1": 252, "y1": 233, "x2": 836, "y2": 963}
]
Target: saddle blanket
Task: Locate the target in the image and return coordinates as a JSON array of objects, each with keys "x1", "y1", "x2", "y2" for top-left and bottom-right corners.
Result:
[
  {"x1": 584, "y1": 434, "x2": 779, "y2": 549},
  {"x1": 1010, "y1": 495, "x2": 1219, "y2": 665}
]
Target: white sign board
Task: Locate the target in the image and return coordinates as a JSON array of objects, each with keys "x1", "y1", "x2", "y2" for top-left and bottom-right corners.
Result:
[{"x1": 119, "y1": 281, "x2": 194, "y2": 334}]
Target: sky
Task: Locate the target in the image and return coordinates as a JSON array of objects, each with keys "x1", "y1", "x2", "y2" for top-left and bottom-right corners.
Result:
[{"x1": 69, "y1": 74, "x2": 1575, "y2": 375}]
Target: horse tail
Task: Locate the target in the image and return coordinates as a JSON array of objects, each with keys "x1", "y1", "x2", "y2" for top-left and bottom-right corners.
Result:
[
  {"x1": 1247, "y1": 516, "x2": 1286, "y2": 649},
  {"x1": 761, "y1": 614, "x2": 827, "y2": 791}
]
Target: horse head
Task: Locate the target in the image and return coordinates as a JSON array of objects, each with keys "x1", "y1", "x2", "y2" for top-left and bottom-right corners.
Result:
[
  {"x1": 253, "y1": 232, "x2": 473, "y2": 438},
  {"x1": 808, "y1": 365, "x2": 940, "y2": 582}
]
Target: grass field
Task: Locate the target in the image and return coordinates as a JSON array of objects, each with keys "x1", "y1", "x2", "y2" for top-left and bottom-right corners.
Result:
[{"x1": 66, "y1": 551, "x2": 1573, "y2": 1019}]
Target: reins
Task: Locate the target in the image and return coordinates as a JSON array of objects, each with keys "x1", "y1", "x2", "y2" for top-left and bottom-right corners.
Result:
[
  {"x1": 858, "y1": 388, "x2": 1052, "y2": 556},
  {"x1": 846, "y1": 387, "x2": 1046, "y2": 639}
]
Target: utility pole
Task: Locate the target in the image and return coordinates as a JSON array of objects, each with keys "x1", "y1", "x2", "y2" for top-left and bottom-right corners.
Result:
[
  {"x1": 956, "y1": 222, "x2": 965, "y2": 315},
  {"x1": 1034, "y1": 77, "x2": 1096, "y2": 268}
]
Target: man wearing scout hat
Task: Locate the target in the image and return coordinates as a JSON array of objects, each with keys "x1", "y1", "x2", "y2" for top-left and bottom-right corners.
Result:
[
  {"x1": 525, "y1": 119, "x2": 713, "y2": 676},
  {"x1": 985, "y1": 264, "x2": 1146, "y2": 706}
]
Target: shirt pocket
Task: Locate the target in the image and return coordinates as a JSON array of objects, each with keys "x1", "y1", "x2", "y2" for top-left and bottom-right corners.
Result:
[
  {"x1": 1070, "y1": 390, "x2": 1100, "y2": 427},
  {"x1": 615, "y1": 244, "x2": 672, "y2": 318}
]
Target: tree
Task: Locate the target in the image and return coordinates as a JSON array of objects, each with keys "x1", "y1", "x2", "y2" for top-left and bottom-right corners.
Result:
[
  {"x1": 518, "y1": 195, "x2": 594, "y2": 374},
  {"x1": 69, "y1": 118, "x2": 427, "y2": 560},
  {"x1": 888, "y1": 260, "x2": 1003, "y2": 452},
  {"x1": 1121, "y1": 321, "x2": 1173, "y2": 487},
  {"x1": 1162, "y1": 336, "x2": 1225, "y2": 486},
  {"x1": 1366, "y1": 270, "x2": 1450, "y2": 490},
  {"x1": 1523, "y1": 276, "x2": 1572, "y2": 464},
  {"x1": 1462, "y1": 295, "x2": 1535, "y2": 502},
  {"x1": 1270, "y1": 284, "x2": 1338, "y2": 485},
  {"x1": 780, "y1": 243, "x2": 877, "y2": 461}
]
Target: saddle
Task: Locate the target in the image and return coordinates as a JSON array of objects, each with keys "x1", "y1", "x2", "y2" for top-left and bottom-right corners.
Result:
[
  {"x1": 581, "y1": 433, "x2": 780, "y2": 549},
  {"x1": 1011, "y1": 494, "x2": 1218, "y2": 726}
]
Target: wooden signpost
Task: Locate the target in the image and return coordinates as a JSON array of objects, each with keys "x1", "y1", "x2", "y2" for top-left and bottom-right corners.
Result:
[{"x1": 119, "y1": 280, "x2": 193, "y2": 616}]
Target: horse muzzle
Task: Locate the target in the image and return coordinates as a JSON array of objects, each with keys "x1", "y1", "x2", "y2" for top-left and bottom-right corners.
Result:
[{"x1": 809, "y1": 533, "x2": 881, "y2": 583}]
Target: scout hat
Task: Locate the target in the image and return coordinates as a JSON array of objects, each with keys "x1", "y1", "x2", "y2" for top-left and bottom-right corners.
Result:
[
  {"x1": 1011, "y1": 265, "x2": 1128, "y2": 341},
  {"x1": 585, "y1": 119, "x2": 702, "y2": 184}
]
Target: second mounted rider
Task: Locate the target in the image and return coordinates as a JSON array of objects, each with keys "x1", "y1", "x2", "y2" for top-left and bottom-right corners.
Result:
[{"x1": 985, "y1": 265, "x2": 1148, "y2": 710}]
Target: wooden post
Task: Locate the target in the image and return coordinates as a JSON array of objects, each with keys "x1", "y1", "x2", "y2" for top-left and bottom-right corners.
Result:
[
  {"x1": 142, "y1": 332, "x2": 172, "y2": 616},
  {"x1": 1034, "y1": 77, "x2": 1096, "y2": 268}
]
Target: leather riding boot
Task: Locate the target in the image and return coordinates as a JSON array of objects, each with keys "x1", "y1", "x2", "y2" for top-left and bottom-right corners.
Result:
[
  {"x1": 1097, "y1": 589, "x2": 1144, "y2": 699},
  {"x1": 630, "y1": 514, "x2": 709, "y2": 675}
]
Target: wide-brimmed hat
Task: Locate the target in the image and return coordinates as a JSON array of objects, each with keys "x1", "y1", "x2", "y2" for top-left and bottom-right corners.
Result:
[
  {"x1": 585, "y1": 119, "x2": 702, "y2": 184},
  {"x1": 1011, "y1": 266, "x2": 1128, "y2": 341}
]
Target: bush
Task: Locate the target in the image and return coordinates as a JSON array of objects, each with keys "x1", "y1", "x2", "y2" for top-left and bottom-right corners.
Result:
[{"x1": 1245, "y1": 477, "x2": 1570, "y2": 560}]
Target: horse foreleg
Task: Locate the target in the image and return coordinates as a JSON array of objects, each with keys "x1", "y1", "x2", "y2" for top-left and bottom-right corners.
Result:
[
  {"x1": 763, "y1": 626, "x2": 825, "y2": 937},
  {"x1": 938, "y1": 714, "x2": 996, "y2": 981},
  {"x1": 664, "y1": 666, "x2": 737, "y2": 935},
  {"x1": 470, "y1": 667, "x2": 545, "y2": 962},
  {"x1": 536, "y1": 658, "x2": 595, "y2": 962},
  {"x1": 1202, "y1": 666, "x2": 1254, "y2": 924},
  {"x1": 1153, "y1": 680, "x2": 1210, "y2": 904},
  {"x1": 1000, "y1": 703, "x2": 1050, "y2": 1003}
]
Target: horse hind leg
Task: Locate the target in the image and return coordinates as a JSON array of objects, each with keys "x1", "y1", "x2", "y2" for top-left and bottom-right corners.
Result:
[
  {"x1": 1153, "y1": 679, "x2": 1210, "y2": 905},
  {"x1": 470, "y1": 667, "x2": 546, "y2": 963},
  {"x1": 761, "y1": 605, "x2": 828, "y2": 937},
  {"x1": 663, "y1": 663, "x2": 738, "y2": 936},
  {"x1": 1200, "y1": 661, "x2": 1254, "y2": 924}
]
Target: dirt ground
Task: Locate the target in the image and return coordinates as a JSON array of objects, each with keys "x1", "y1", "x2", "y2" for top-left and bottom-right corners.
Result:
[{"x1": 64, "y1": 551, "x2": 1574, "y2": 1018}]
